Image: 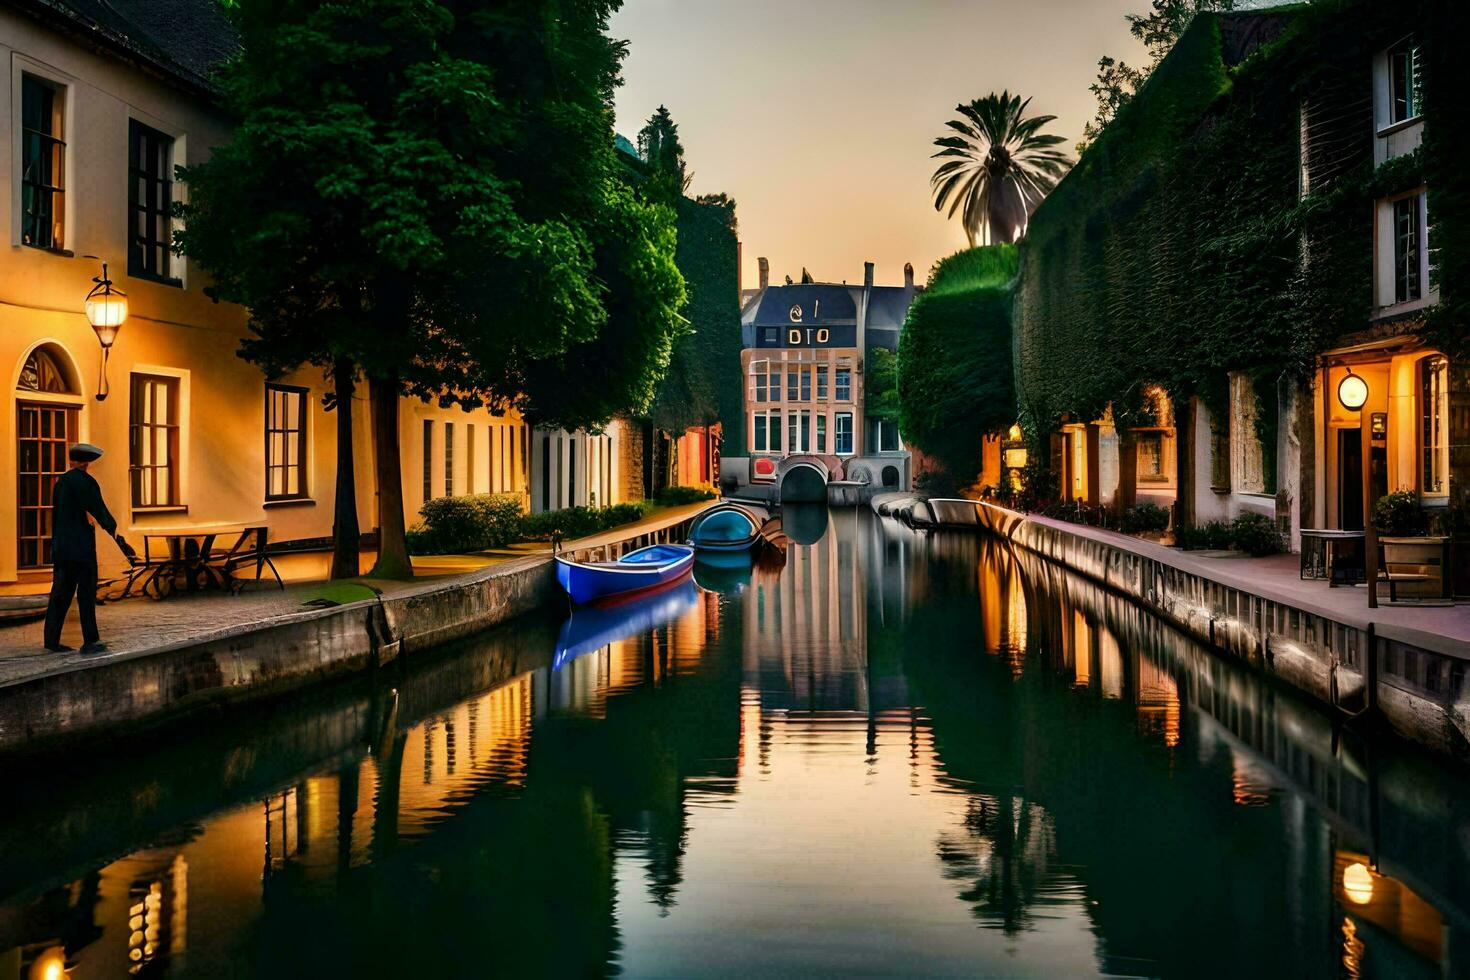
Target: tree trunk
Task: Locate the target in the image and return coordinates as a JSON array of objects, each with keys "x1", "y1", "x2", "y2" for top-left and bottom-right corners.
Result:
[
  {"x1": 330, "y1": 358, "x2": 361, "y2": 580},
  {"x1": 368, "y1": 375, "x2": 413, "y2": 579}
]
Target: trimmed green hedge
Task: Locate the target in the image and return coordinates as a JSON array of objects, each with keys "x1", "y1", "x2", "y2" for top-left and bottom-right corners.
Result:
[
  {"x1": 897, "y1": 244, "x2": 1020, "y2": 479},
  {"x1": 407, "y1": 496, "x2": 656, "y2": 554},
  {"x1": 407, "y1": 494, "x2": 525, "y2": 554}
]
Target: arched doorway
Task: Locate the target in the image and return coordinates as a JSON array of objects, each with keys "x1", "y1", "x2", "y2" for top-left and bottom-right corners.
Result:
[{"x1": 15, "y1": 343, "x2": 83, "y2": 568}]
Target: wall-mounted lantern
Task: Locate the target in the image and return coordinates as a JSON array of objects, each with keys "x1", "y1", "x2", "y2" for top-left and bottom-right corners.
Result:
[
  {"x1": 1337, "y1": 366, "x2": 1368, "y2": 411},
  {"x1": 83, "y1": 259, "x2": 127, "y2": 401}
]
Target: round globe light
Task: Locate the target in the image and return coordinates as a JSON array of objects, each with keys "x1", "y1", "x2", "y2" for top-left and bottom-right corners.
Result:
[
  {"x1": 1337, "y1": 370, "x2": 1368, "y2": 412},
  {"x1": 1342, "y1": 861, "x2": 1375, "y2": 905}
]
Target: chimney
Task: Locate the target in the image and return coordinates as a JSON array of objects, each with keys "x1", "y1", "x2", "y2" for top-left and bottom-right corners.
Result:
[
  {"x1": 904, "y1": 262, "x2": 914, "y2": 288},
  {"x1": 758, "y1": 256, "x2": 769, "y2": 291},
  {"x1": 863, "y1": 261, "x2": 874, "y2": 290}
]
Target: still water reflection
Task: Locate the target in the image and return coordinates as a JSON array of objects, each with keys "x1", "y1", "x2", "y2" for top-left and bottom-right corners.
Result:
[{"x1": 1, "y1": 510, "x2": 1467, "y2": 978}]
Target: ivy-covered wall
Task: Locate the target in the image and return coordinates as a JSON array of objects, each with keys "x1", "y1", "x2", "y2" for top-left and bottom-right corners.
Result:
[
  {"x1": 897, "y1": 244, "x2": 1019, "y2": 478},
  {"x1": 1014, "y1": 2, "x2": 1460, "y2": 444},
  {"x1": 647, "y1": 195, "x2": 744, "y2": 455}
]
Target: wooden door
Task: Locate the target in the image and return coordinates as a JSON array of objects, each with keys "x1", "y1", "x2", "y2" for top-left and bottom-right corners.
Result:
[{"x1": 17, "y1": 401, "x2": 78, "y2": 567}]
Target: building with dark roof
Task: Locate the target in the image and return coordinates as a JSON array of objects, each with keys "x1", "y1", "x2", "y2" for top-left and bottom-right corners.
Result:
[{"x1": 735, "y1": 258, "x2": 916, "y2": 500}]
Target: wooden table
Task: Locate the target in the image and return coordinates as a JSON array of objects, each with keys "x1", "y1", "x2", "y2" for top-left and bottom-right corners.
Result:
[
  {"x1": 136, "y1": 524, "x2": 249, "y2": 598},
  {"x1": 1300, "y1": 528, "x2": 1366, "y2": 586}
]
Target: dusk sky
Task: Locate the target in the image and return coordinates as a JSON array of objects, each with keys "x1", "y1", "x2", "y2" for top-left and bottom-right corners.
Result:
[{"x1": 610, "y1": 0, "x2": 1150, "y2": 291}]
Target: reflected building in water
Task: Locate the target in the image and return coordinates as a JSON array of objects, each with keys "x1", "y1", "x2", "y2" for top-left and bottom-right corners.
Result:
[{"x1": 0, "y1": 512, "x2": 1467, "y2": 978}]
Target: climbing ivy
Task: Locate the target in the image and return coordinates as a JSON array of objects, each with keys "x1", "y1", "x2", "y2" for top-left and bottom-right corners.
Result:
[{"x1": 1015, "y1": 2, "x2": 1461, "y2": 452}]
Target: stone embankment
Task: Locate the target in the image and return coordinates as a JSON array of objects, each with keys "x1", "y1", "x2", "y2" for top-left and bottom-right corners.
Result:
[
  {"x1": 876, "y1": 492, "x2": 1470, "y2": 762},
  {"x1": 0, "y1": 505, "x2": 710, "y2": 756}
]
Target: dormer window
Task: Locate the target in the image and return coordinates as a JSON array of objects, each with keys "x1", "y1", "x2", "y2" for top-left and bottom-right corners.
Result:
[{"x1": 1387, "y1": 38, "x2": 1421, "y2": 126}]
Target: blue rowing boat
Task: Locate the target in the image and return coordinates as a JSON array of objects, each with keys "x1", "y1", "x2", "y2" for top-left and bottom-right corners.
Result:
[{"x1": 554, "y1": 543, "x2": 695, "y2": 605}]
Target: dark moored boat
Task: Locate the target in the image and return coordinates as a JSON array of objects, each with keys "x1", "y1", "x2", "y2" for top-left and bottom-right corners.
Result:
[
  {"x1": 554, "y1": 544, "x2": 695, "y2": 605},
  {"x1": 688, "y1": 502, "x2": 768, "y2": 553}
]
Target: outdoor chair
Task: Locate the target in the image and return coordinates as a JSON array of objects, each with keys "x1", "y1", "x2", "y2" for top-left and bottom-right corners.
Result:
[
  {"x1": 214, "y1": 526, "x2": 285, "y2": 592},
  {"x1": 106, "y1": 534, "x2": 165, "y2": 600}
]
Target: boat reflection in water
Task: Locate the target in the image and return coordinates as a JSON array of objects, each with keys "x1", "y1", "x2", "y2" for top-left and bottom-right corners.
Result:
[
  {"x1": 553, "y1": 579, "x2": 701, "y2": 671},
  {"x1": 0, "y1": 512, "x2": 1465, "y2": 977}
]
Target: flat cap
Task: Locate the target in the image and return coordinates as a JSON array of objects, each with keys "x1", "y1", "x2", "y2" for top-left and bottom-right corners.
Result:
[{"x1": 68, "y1": 443, "x2": 104, "y2": 461}]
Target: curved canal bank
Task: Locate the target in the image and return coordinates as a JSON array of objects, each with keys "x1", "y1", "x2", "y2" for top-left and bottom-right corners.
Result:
[
  {"x1": 893, "y1": 496, "x2": 1470, "y2": 763},
  {"x1": 0, "y1": 509, "x2": 1464, "y2": 977}
]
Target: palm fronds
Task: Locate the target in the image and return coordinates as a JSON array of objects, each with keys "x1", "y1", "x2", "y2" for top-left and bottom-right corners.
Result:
[{"x1": 931, "y1": 91, "x2": 1072, "y2": 246}]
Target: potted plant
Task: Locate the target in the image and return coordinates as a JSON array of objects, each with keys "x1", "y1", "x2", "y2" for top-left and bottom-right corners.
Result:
[{"x1": 1373, "y1": 491, "x2": 1450, "y2": 600}]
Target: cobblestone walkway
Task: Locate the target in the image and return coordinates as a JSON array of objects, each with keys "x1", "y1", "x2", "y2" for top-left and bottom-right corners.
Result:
[{"x1": 0, "y1": 501, "x2": 712, "y2": 687}]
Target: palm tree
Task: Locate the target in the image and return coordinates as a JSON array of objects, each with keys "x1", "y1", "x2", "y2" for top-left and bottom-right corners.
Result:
[{"x1": 930, "y1": 92, "x2": 1072, "y2": 247}]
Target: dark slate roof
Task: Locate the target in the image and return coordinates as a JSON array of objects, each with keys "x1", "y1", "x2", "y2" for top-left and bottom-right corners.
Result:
[
  {"x1": 6, "y1": 0, "x2": 238, "y2": 95},
  {"x1": 864, "y1": 285, "x2": 918, "y2": 330},
  {"x1": 742, "y1": 284, "x2": 859, "y2": 327},
  {"x1": 740, "y1": 282, "x2": 916, "y2": 330}
]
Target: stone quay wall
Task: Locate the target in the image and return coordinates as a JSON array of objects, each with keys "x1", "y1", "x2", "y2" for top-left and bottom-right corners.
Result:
[
  {"x1": 0, "y1": 507, "x2": 708, "y2": 757},
  {"x1": 891, "y1": 495, "x2": 1470, "y2": 763}
]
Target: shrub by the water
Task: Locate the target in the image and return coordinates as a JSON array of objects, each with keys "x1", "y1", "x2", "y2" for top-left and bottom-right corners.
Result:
[
  {"x1": 655, "y1": 484, "x2": 717, "y2": 506},
  {"x1": 1177, "y1": 520, "x2": 1235, "y2": 551},
  {"x1": 1231, "y1": 512, "x2": 1283, "y2": 556},
  {"x1": 1120, "y1": 503, "x2": 1171, "y2": 534},
  {"x1": 519, "y1": 502, "x2": 651, "y2": 541},
  {"x1": 407, "y1": 494, "x2": 524, "y2": 554},
  {"x1": 1372, "y1": 490, "x2": 1427, "y2": 536},
  {"x1": 408, "y1": 496, "x2": 657, "y2": 553}
]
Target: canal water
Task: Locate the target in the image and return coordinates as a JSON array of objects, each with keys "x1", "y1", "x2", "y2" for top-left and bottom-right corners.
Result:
[{"x1": 1, "y1": 509, "x2": 1466, "y2": 978}]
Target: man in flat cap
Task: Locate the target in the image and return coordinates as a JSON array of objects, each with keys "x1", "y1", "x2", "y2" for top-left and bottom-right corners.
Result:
[{"x1": 43, "y1": 443, "x2": 118, "y2": 654}]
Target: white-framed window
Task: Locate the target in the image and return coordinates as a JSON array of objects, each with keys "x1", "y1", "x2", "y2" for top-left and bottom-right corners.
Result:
[
  {"x1": 817, "y1": 365, "x2": 828, "y2": 400},
  {"x1": 769, "y1": 365, "x2": 781, "y2": 401},
  {"x1": 753, "y1": 410, "x2": 781, "y2": 453},
  {"x1": 786, "y1": 370, "x2": 799, "y2": 401},
  {"x1": 835, "y1": 368, "x2": 851, "y2": 401},
  {"x1": 800, "y1": 369, "x2": 812, "y2": 402},
  {"x1": 874, "y1": 419, "x2": 902, "y2": 453},
  {"x1": 816, "y1": 414, "x2": 827, "y2": 453},
  {"x1": 1422, "y1": 355, "x2": 1449, "y2": 498},
  {"x1": 1387, "y1": 37, "x2": 1421, "y2": 127},
  {"x1": 1393, "y1": 193, "x2": 1425, "y2": 304},
  {"x1": 787, "y1": 411, "x2": 798, "y2": 454},
  {"x1": 752, "y1": 359, "x2": 768, "y2": 403},
  {"x1": 835, "y1": 412, "x2": 854, "y2": 455}
]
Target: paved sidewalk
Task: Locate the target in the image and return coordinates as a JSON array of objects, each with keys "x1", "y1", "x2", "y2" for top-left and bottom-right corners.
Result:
[
  {"x1": 1020, "y1": 511, "x2": 1470, "y2": 649},
  {"x1": 0, "y1": 500, "x2": 713, "y2": 687}
]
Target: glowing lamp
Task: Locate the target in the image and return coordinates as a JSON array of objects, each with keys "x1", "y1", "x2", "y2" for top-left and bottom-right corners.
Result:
[
  {"x1": 1342, "y1": 862, "x2": 1374, "y2": 905},
  {"x1": 29, "y1": 946, "x2": 66, "y2": 980},
  {"x1": 83, "y1": 259, "x2": 127, "y2": 401},
  {"x1": 1007, "y1": 423, "x2": 1023, "y2": 443},
  {"x1": 1337, "y1": 368, "x2": 1368, "y2": 412}
]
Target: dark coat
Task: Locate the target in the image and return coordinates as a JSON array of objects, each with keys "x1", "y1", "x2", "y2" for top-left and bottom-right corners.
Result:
[{"x1": 50, "y1": 467, "x2": 117, "y2": 564}]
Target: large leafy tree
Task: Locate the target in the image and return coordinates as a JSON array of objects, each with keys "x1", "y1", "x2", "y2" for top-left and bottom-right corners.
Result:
[
  {"x1": 1080, "y1": 0, "x2": 1236, "y2": 151},
  {"x1": 930, "y1": 92, "x2": 1071, "y2": 247},
  {"x1": 180, "y1": 0, "x2": 680, "y2": 578}
]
